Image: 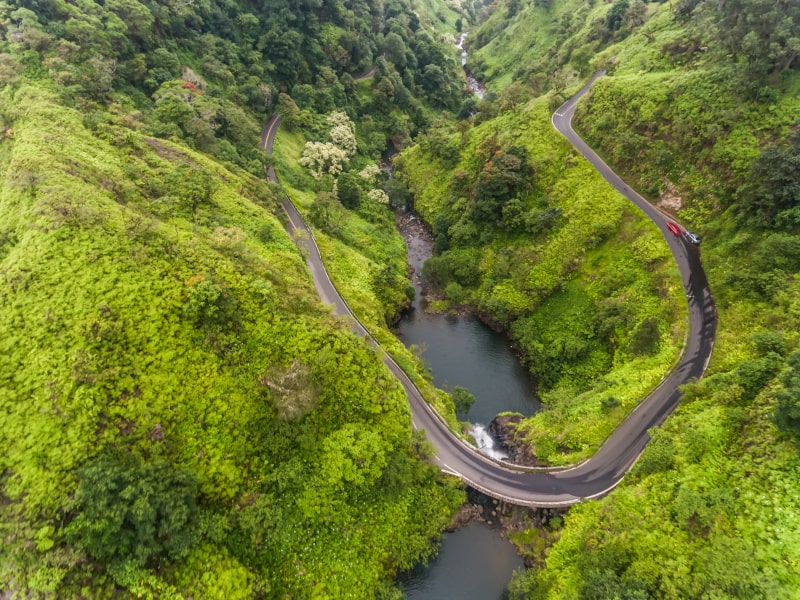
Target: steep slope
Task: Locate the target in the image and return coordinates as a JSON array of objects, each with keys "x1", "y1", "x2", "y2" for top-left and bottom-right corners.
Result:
[
  {"x1": 397, "y1": 95, "x2": 687, "y2": 465},
  {"x1": 0, "y1": 36, "x2": 462, "y2": 600},
  {"x1": 461, "y1": 0, "x2": 800, "y2": 597},
  {"x1": 391, "y1": 0, "x2": 800, "y2": 595}
]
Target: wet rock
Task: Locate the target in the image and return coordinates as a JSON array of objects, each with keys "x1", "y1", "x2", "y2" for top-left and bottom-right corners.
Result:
[
  {"x1": 487, "y1": 414, "x2": 540, "y2": 467},
  {"x1": 446, "y1": 503, "x2": 483, "y2": 532}
]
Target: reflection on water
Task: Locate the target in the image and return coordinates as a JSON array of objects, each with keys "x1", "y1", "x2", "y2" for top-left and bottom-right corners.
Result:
[
  {"x1": 402, "y1": 523, "x2": 524, "y2": 600},
  {"x1": 398, "y1": 310, "x2": 540, "y2": 425}
]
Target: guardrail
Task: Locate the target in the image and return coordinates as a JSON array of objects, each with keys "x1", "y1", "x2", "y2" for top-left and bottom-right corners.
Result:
[
  {"x1": 260, "y1": 104, "x2": 715, "y2": 492},
  {"x1": 261, "y1": 115, "x2": 609, "y2": 477}
]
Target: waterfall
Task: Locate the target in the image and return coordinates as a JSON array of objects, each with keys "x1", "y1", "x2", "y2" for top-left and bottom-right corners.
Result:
[{"x1": 470, "y1": 424, "x2": 508, "y2": 460}]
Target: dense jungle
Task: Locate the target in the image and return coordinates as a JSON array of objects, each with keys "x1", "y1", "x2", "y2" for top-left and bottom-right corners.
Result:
[{"x1": 0, "y1": 0, "x2": 798, "y2": 598}]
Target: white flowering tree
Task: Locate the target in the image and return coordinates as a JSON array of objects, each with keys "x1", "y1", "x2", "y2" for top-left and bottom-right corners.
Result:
[
  {"x1": 367, "y1": 189, "x2": 389, "y2": 204},
  {"x1": 358, "y1": 164, "x2": 381, "y2": 185},
  {"x1": 329, "y1": 124, "x2": 357, "y2": 156},
  {"x1": 298, "y1": 141, "x2": 349, "y2": 179},
  {"x1": 299, "y1": 111, "x2": 358, "y2": 179}
]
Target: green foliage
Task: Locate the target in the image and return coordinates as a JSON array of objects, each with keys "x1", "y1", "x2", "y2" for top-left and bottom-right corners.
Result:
[
  {"x1": 182, "y1": 273, "x2": 237, "y2": 328},
  {"x1": 473, "y1": 148, "x2": 532, "y2": 224},
  {"x1": 698, "y1": 0, "x2": 800, "y2": 81},
  {"x1": 451, "y1": 386, "x2": 476, "y2": 414},
  {"x1": 735, "y1": 353, "x2": 783, "y2": 402},
  {"x1": 735, "y1": 130, "x2": 800, "y2": 230},
  {"x1": 601, "y1": 396, "x2": 621, "y2": 411},
  {"x1": 632, "y1": 429, "x2": 674, "y2": 476},
  {"x1": 175, "y1": 544, "x2": 256, "y2": 599},
  {"x1": 400, "y1": 96, "x2": 685, "y2": 463},
  {"x1": 423, "y1": 249, "x2": 483, "y2": 289},
  {"x1": 724, "y1": 233, "x2": 800, "y2": 300},
  {"x1": 774, "y1": 352, "x2": 800, "y2": 439},
  {"x1": 445, "y1": 280, "x2": 464, "y2": 303},
  {"x1": 606, "y1": 0, "x2": 630, "y2": 32},
  {"x1": 66, "y1": 455, "x2": 200, "y2": 569},
  {"x1": 502, "y1": 2, "x2": 800, "y2": 598},
  {"x1": 337, "y1": 171, "x2": 362, "y2": 209},
  {"x1": 0, "y1": 78, "x2": 463, "y2": 597},
  {"x1": 628, "y1": 316, "x2": 661, "y2": 356}
]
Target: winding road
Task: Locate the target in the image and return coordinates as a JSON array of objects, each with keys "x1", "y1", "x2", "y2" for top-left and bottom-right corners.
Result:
[{"x1": 260, "y1": 72, "x2": 717, "y2": 507}]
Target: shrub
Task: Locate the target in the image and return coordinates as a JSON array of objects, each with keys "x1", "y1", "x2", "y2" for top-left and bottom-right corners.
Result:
[
  {"x1": 66, "y1": 455, "x2": 200, "y2": 568},
  {"x1": 628, "y1": 316, "x2": 660, "y2": 356},
  {"x1": 451, "y1": 386, "x2": 476, "y2": 414},
  {"x1": 445, "y1": 281, "x2": 464, "y2": 303}
]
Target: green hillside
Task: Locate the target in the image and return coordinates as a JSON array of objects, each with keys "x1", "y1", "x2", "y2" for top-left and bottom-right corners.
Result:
[
  {"x1": 0, "y1": 81, "x2": 464, "y2": 598},
  {"x1": 0, "y1": 0, "x2": 469, "y2": 596},
  {"x1": 459, "y1": 0, "x2": 800, "y2": 597},
  {"x1": 467, "y1": 0, "x2": 625, "y2": 92},
  {"x1": 385, "y1": 0, "x2": 800, "y2": 596},
  {"x1": 4, "y1": 0, "x2": 800, "y2": 596},
  {"x1": 396, "y1": 99, "x2": 686, "y2": 464}
]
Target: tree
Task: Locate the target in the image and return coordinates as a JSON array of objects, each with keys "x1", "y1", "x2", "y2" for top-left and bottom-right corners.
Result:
[
  {"x1": 310, "y1": 190, "x2": 341, "y2": 232},
  {"x1": 452, "y1": 386, "x2": 475, "y2": 413},
  {"x1": 421, "y1": 64, "x2": 448, "y2": 104},
  {"x1": 606, "y1": 0, "x2": 630, "y2": 32},
  {"x1": 337, "y1": 172, "x2": 362, "y2": 208},
  {"x1": 774, "y1": 352, "x2": 800, "y2": 438},
  {"x1": 66, "y1": 455, "x2": 200, "y2": 568},
  {"x1": 633, "y1": 429, "x2": 674, "y2": 476},
  {"x1": 705, "y1": 0, "x2": 800, "y2": 76},
  {"x1": 276, "y1": 92, "x2": 301, "y2": 126},
  {"x1": 735, "y1": 130, "x2": 800, "y2": 230},
  {"x1": 384, "y1": 32, "x2": 407, "y2": 68},
  {"x1": 299, "y1": 141, "x2": 349, "y2": 178},
  {"x1": 456, "y1": 96, "x2": 478, "y2": 120},
  {"x1": 473, "y1": 150, "x2": 530, "y2": 224},
  {"x1": 384, "y1": 177, "x2": 413, "y2": 209},
  {"x1": 300, "y1": 112, "x2": 358, "y2": 179},
  {"x1": 329, "y1": 122, "x2": 357, "y2": 156},
  {"x1": 736, "y1": 353, "x2": 782, "y2": 401},
  {"x1": 182, "y1": 273, "x2": 236, "y2": 328},
  {"x1": 169, "y1": 164, "x2": 219, "y2": 216},
  {"x1": 628, "y1": 316, "x2": 660, "y2": 356},
  {"x1": 623, "y1": 0, "x2": 647, "y2": 32}
]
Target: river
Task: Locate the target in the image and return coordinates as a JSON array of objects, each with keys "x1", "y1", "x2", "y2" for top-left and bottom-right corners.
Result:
[
  {"x1": 402, "y1": 522, "x2": 524, "y2": 600},
  {"x1": 395, "y1": 211, "x2": 540, "y2": 433},
  {"x1": 395, "y1": 33, "x2": 532, "y2": 597},
  {"x1": 394, "y1": 210, "x2": 537, "y2": 595}
]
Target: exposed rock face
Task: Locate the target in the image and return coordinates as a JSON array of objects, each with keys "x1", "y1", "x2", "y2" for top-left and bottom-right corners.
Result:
[
  {"x1": 487, "y1": 414, "x2": 540, "y2": 467},
  {"x1": 658, "y1": 178, "x2": 683, "y2": 212},
  {"x1": 446, "y1": 502, "x2": 484, "y2": 532}
]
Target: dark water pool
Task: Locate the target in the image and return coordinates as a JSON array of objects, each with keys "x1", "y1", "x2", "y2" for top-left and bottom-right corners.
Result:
[
  {"x1": 402, "y1": 523, "x2": 524, "y2": 600},
  {"x1": 396, "y1": 212, "x2": 540, "y2": 426}
]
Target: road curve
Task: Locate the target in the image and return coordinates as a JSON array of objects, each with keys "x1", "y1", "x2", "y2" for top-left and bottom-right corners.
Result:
[{"x1": 261, "y1": 79, "x2": 716, "y2": 507}]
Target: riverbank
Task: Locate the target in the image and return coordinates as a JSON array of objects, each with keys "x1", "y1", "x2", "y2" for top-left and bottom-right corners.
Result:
[
  {"x1": 393, "y1": 205, "x2": 541, "y2": 430},
  {"x1": 401, "y1": 488, "x2": 567, "y2": 597}
]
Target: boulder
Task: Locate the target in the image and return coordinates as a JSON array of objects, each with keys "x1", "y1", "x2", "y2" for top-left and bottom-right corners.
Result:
[{"x1": 487, "y1": 414, "x2": 540, "y2": 466}]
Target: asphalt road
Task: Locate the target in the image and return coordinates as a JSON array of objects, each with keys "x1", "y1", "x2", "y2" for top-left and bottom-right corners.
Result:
[{"x1": 260, "y1": 81, "x2": 717, "y2": 506}]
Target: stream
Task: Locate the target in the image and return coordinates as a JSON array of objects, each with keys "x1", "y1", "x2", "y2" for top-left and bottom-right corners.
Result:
[
  {"x1": 395, "y1": 33, "x2": 532, "y2": 598},
  {"x1": 395, "y1": 211, "x2": 541, "y2": 440},
  {"x1": 456, "y1": 32, "x2": 487, "y2": 100},
  {"x1": 394, "y1": 211, "x2": 536, "y2": 598},
  {"x1": 402, "y1": 522, "x2": 524, "y2": 600}
]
